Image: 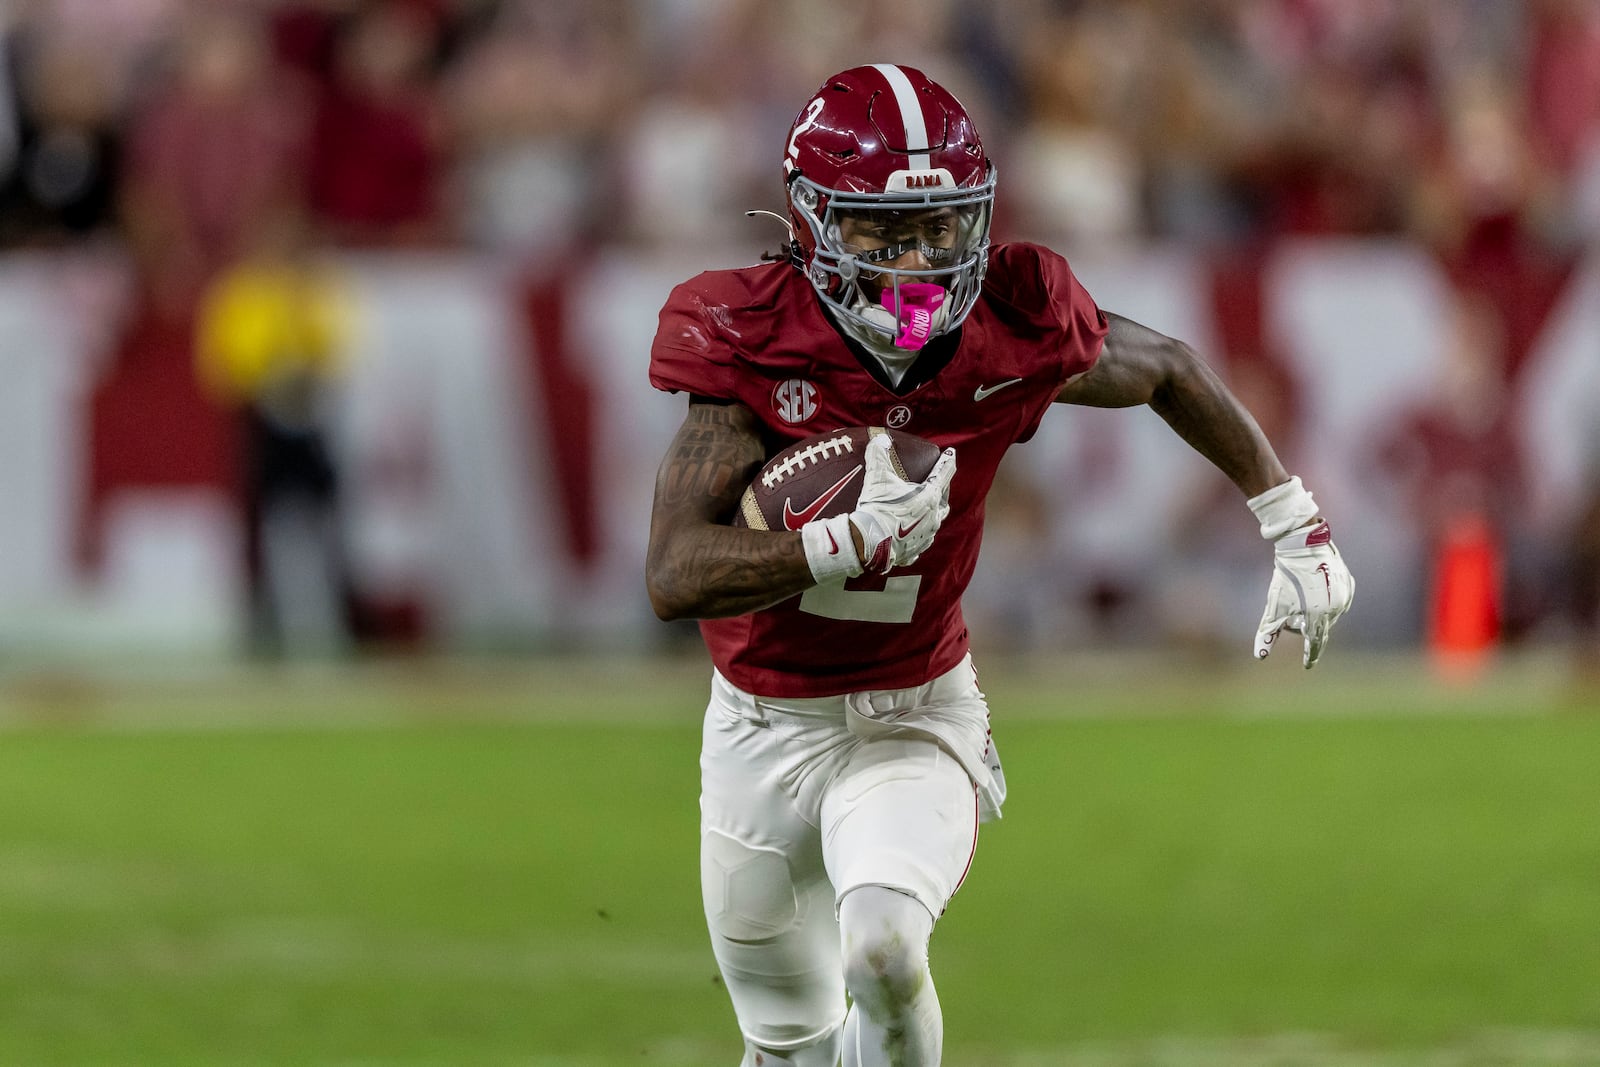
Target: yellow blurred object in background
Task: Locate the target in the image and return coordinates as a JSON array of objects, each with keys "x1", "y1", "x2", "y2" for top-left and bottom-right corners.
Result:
[{"x1": 196, "y1": 257, "x2": 350, "y2": 410}]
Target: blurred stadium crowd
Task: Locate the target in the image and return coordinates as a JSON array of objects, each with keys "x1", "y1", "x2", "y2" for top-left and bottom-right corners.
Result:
[
  {"x1": 6, "y1": 0, "x2": 1600, "y2": 252},
  {"x1": 6, "y1": 0, "x2": 1600, "y2": 254},
  {"x1": 3, "y1": 0, "x2": 1600, "y2": 663}
]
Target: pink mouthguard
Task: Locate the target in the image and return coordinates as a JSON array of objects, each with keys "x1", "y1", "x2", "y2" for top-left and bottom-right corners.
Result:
[{"x1": 880, "y1": 283, "x2": 947, "y2": 349}]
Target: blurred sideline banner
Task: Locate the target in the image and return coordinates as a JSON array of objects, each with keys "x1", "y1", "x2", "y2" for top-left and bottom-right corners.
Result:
[{"x1": 0, "y1": 243, "x2": 1594, "y2": 656}]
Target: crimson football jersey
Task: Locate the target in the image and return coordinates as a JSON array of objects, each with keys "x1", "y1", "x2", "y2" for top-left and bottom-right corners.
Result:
[{"x1": 650, "y1": 242, "x2": 1107, "y2": 696}]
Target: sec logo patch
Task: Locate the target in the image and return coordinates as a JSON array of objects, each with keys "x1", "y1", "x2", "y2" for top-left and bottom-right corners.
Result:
[{"x1": 773, "y1": 379, "x2": 819, "y2": 424}]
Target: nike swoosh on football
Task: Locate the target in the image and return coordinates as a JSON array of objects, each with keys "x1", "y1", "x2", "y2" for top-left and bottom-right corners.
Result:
[
  {"x1": 782, "y1": 466, "x2": 864, "y2": 531},
  {"x1": 973, "y1": 378, "x2": 1024, "y2": 401}
]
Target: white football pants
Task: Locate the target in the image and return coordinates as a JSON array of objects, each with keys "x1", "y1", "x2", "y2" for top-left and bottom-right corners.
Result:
[{"x1": 698, "y1": 656, "x2": 1001, "y2": 1064}]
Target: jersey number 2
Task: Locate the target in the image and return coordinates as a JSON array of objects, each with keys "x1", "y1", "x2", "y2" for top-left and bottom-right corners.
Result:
[{"x1": 799, "y1": 576, "x2": 921, "y2": 624}]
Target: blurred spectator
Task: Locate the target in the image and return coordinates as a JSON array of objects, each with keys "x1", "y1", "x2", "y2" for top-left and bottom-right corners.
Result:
[
  {"x1": 17, "y1": 0, "x2": 183, "y2": 78},
  {"x1": 1245, "y1": 49, "x2": 1424, "y2": 238},
  {"x1": 1525, "y1": 0, "x2": 1600, "y2": 181},
  {"x1": 1009, "y1": 8, "x2": 1144, "y2": 244},
  {"x1": 1524, "y1": 0, "x2": 1600, "y2": 244},
  {"x1": 270, "y1": 0, "x2": 360, "y2": 83},
  {"x1": 0, "y1": 22, "x2": 122, "y2": 245},
  {"x1": 1138, "y1": 1, "x2": 1279, "y2": 245},
  {"x1": 614, "y1": 4, "x2": 766, "y2": 247},
  {"x1": 1411, "y1": 65, "x2": 1562, "y2": 256},
  {"x1": 444, "y1": 0, "x2": 629, "y2": 260},
  {"x1": 1410, "y1": 63, "x2": 1578, "y2": 395},
  {"x1": 307, "y1": 1, "x2": 448, "y2": 245},
  {"x1": 196, "y1": 216, "x2": 355, "y2": 655},
  {"x1": 121, "y1": 7, "x2": 311, "y2": 316}
]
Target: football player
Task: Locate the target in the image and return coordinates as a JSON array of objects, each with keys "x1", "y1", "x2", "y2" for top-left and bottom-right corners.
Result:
[{"x1": 645, "y1": 64, "x2": 1353, "y2": 1067}]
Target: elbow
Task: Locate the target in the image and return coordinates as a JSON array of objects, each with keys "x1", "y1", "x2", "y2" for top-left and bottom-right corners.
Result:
[
  {"x1": 645, "y1": 560, "x2": 697, "y2": 622},
  {"x1": 644, "y1": 531, "x2": 682, "y2": 621},
  {"x1": 646, "y1": 524, "x2": 711, "y2": 621},
  {"x1": 648, "y1": 584, "x2": 690, "y2": 623},
  {"x1": 645, "y1": 572, "x2": 680, "y2": 622}
]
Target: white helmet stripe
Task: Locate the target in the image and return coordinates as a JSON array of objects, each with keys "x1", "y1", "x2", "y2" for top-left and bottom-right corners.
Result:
[{"x1": 871, "y1": 63, "x2": 931, "y2": 170}]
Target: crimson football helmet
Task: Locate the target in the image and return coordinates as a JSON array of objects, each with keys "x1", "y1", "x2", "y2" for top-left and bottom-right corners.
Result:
[{"x1": 780, "y1": 64, "x2": 995, "y2": 354}]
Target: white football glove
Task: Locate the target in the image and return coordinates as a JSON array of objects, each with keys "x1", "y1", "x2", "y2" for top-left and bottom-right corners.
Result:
[
  {"x1": 850, "y1": 435, "x2": 957, "y2": 574},
  {"x1": 1255, "y1": 520, "x2": 1354, "y2": 668}
]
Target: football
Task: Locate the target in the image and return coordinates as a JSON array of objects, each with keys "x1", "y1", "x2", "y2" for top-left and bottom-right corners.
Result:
[{"x1": 733, "y1": 426, "x2": 943, "y2": 532}]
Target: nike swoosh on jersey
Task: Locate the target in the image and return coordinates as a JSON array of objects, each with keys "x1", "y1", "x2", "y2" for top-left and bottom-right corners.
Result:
[
  {"x1": 782, "y1": 466, "x2": 864, "y2": 531},
  {"x1": 973, "y1": 378, "x2": 1024, "y2": 401}
]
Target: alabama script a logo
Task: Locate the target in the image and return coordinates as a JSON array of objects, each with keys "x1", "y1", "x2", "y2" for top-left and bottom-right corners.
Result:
[{"x1": 773, "y1": 379, "x2": 819, "y2": 425}]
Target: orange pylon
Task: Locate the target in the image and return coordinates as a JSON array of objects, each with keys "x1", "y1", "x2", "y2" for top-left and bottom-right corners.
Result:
[{"x1": 1427, "y1": 514, "x2": 1501, "y2": 679}]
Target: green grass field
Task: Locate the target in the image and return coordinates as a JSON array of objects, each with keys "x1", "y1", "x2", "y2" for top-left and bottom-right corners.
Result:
[{"x1": 1, "y1": 652, "x2": 1598, "y2": 1065}]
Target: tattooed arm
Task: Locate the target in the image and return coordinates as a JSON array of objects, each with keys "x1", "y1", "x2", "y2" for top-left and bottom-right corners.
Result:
[
  {"x1": 645, "y1": 399, "x2": 819, "y2": 621},
  {"x1": 1056, "y1": 312, "x2": 1290, "y2": 498}
]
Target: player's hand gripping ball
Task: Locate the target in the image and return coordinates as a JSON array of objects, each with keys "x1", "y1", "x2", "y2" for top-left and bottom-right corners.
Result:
[{"x1": 734, "y1": 426, "x2": 944, "y2": 536}]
